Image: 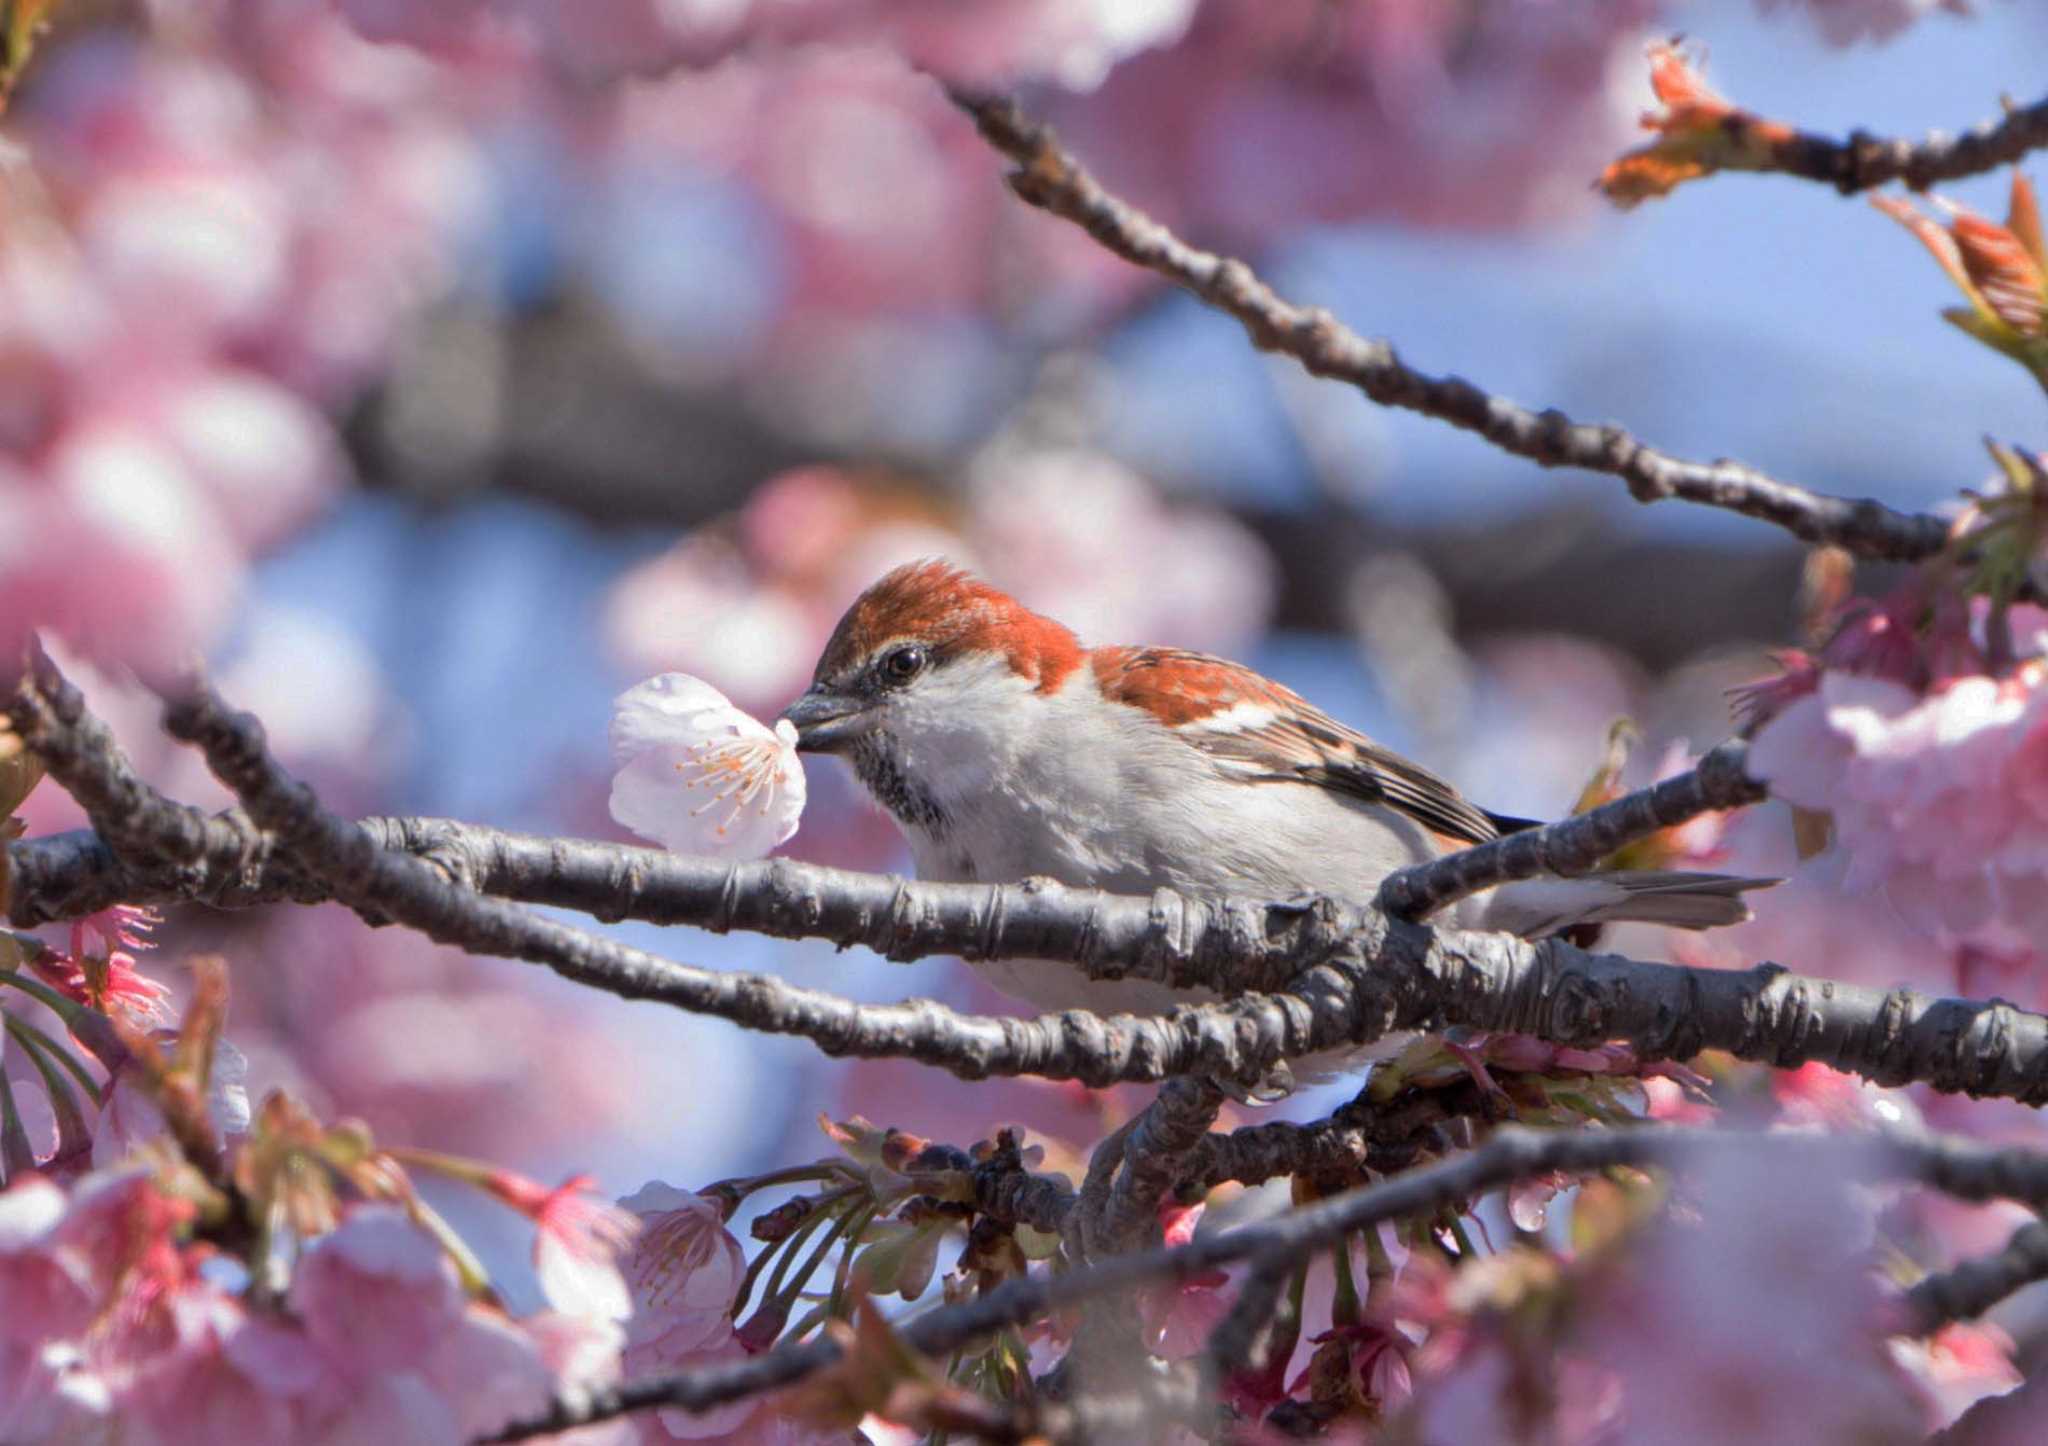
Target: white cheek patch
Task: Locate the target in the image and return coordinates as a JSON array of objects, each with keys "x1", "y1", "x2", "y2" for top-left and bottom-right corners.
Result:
[{"x1": 1181, "y1": 701, "x2": 1277, "y2": 733}]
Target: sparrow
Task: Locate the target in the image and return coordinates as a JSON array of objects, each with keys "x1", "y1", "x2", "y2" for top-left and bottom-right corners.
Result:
[{"x1": 780, "y1": 560, "x2": 1769, "y2": 1028}]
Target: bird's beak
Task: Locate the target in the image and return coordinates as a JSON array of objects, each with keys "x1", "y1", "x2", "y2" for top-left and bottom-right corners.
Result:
[{"x1": 779, "y1": 688, "x2": 872, "y2": 754}]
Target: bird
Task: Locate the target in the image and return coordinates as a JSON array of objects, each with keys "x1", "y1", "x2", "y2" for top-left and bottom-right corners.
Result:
[{"x1": 779, "y1": 559, "x2": 1770, "y2": 1032}]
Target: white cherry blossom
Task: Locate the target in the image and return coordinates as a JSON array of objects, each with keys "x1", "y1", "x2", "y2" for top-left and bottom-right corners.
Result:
[{"x1": 608, "y1": 674, "x2": 805, "y2": 858}]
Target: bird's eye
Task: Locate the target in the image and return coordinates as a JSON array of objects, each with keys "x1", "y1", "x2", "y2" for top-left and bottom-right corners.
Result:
[{"x1": 879, "y1": 645, "x2": 928, "y2": 685}]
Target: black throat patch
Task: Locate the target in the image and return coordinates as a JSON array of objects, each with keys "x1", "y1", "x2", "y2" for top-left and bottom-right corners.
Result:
[{"x1": 850, "y1": 736, "x2": 950, "y2": 838}]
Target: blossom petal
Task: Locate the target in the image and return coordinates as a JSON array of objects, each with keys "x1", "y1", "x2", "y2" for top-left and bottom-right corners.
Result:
[{"x1": 607, "y1": 673, "x2": 805, "y2": 858}]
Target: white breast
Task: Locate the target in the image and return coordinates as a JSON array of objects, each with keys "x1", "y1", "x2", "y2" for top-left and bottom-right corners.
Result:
[{"x1": 881, "y1": 664, "x2": 1448, "y2": 1033}]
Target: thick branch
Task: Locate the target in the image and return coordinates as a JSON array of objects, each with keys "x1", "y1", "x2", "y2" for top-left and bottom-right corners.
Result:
[
  {"x1": 1377, "y1": 740, "x2": 1766, "y2": 921},
  {"x1": 491, "y1": 1125, "x2": 2048, "y2": 1439},
  {"x1": 160, "y1": 678, "x2": 1407, "y2": 1089},
  {"x1": 1099, "y1": 1078, "x2": 1226, "y2": 1250},
  {"x1": 947, "y1": 88, "x2": 1952, "y2": 563},
  {"x1": 10, "y1": 665, "x2": 2048, "y2": 1102},
  {"x1": 7, "y1": 820, "x2": 1367, "y2": 996}
]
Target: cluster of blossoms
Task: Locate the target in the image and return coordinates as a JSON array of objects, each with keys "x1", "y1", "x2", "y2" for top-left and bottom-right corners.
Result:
[
  {"x1": 0, "y1": 0, "x2": 1977, "y2": 684},
  {"x1": 0, "y1": 1170, "x2": 626, "y2": 1442},
  {"x1": 1741, "y1": 576, "x2": 2048, "y2": 952},
  {"x1": 0, "y1": 919, "x2": 839, "y2": 1443},
  {"x1": 0, "y1": 3, "x2": 497, "y2": 677}
]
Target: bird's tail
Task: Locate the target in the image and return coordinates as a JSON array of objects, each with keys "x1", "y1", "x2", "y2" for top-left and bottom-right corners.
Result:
[{"x1": 1481, "y1": 869, "x2": 1778, "y2": 939}]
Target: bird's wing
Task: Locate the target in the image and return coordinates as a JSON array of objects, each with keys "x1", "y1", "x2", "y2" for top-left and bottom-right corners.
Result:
[{"x1": 1090, "y1": 645, "x2": 1504, "y2": 847}]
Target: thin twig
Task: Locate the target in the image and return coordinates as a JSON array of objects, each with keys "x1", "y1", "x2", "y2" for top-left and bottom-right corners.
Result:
[
  {"x1": 1377, "y1": 740, "x2": 1766, "y2": 921},
  {"x1": 947, "y1": 87, "x2": 1954, "y2": 563},
  {"x1": 4, "y1": 645, "x2": 269, "y2": 888},
  {"x1": 486, "y1": 1124, "x2": 2048, "y2": 1440},
  {"x1": 1201, "y1": 1249, "x2": 1290, "y2": 1393},
  {"x1": 1745, "y1": 91, "x2": 2048, "y2": 195},
  {"x1": 1178, "y1": 1079, "x2": 1494, "y2": 1197},
  {"x1": 1901, "y1": 1219, "x2": 2048, "y2": 1335}
]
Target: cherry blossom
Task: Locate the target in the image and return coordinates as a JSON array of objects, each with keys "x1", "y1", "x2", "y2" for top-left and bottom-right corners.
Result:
[
  {"x1": 29, "y1": 904, "x2": 172, "y2": 1029},
  {"x1": 486, "y1": 1172, "x2": 640, "y2": 1323},
  {"x1": 609, "y1": 674, "x2": 807, "y2": 858},
  {"x1": 1891, "y1": 1322, "x2": 2023, "y2": 1429},
  {"x1": 1748, "y1": 667, "x2": 2048, "y2": 942},
  {"x1": 287, "y1": 1205, "x2": 467, "y2": 1380},
  {"x1": 618, "y1": 1182, "x2": 747, "y2": 1358},
  {"x1": 1573, "y1": 1149, "x2": 1916, "y2": 1442},
  {"x1": 0, "y1": 1175, "x2": 96, "y2": 1344},
  {"x1": 0, "y1": 1339, "x2": 111, "y2": 1442},
  {"x1": 1138, "y1": 1202, "x2": 1235, "y2": 1360},
  {"x1": 336, "y1": 0, "x2": 1199, "y2": 90},
  {"x1": 112, "y1": 1285, "x2": 322, "y2": 1446}
]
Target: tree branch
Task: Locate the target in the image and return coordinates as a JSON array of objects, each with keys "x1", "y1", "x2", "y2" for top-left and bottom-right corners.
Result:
[
  {"x1": 946, "y1": 87, "x2": 1955, "y2": 563},
  {"x1": 1099, "y1": 1078, "x2": 1226, "y2": 1250},
  {"x1": 1377, "y1": 740, "x2": 1766, "y2": 921},
  {"x1": 488, "y1": 1124, "x2": 2048, "y2": 1440},
  {"x1": 1178, "y1": 1078, "x2": 1495, "y2": 1198},
  {"x1": 6, "y1": 819, "x2": 1369, "y2": 996},
  {"x1": 1901, "y1": 1218, "x2": 2048, "y2": 1335},
  {"x1": 1747, "y1": 91, "x2": 2048, "y2": 195},
  {"x1": 10, "y1": 663, "x2": 2048, "y2": 1104},
  {"x1": 3, "y1": 647, "x2": 273, "y2": 894}
]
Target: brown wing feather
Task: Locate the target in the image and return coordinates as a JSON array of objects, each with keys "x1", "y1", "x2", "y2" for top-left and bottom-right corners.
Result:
[{"x1": 1091, "y1": 646, "x2": 1502, "y2": 846}]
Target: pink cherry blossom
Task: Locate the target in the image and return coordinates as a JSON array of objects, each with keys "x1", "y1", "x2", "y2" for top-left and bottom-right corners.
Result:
[
  {"x1": 30, "y1": 903, "x2": 172, "y2": 1029},
  {"x1": 1750, "y1": 666, "x2": 2048, "y2": 947},
  {"x1": 0, "y1": 1176, "x2": 96, "y2": 1345},
  {"x1": 1570, "y1": 1147, "x2": 1917, "y2": 1443},
  {"x1": 1045, "y1": 0, "x2": 1654, "y2": 246},
  {"x1": 345, "y1": 0, "x2": 1198, "y2": 91},
  {"x1": 618, "y1": 1182, "x2": 746, "y2": 1359},
  {"x1": 1138, "y1": 1201, "x2": 1235, "y2": 1360},
  {"x1": 522, "y1": 1310, "x2": 635, "y2": 1446},
  {"x1": 0, "y1": 1339, "x2": 111, "y2": 1441},
  {"x1": 113, "y1": 1285, "x2": 325, "y2": 1446},
  {"x1": 288, "y1": 1205, "x2": 467, "y2": 1380},
  {"x1": 54, "y1": 1166, "x2": 197, "y2": 1303},
  {"x1": 413, "y1": 1304, "x2": 556, "y2": 1442},
  {"x1": 486, "y1": 1172, "x2": 640, "y2": 1323},
  {"x1": 1890, "y1": 1322, "x2": 2022, "y2": 1429},
  {"x1": 609, "y1": 674, "x2": 806, "y2": 858},
  {"x1": 1769, "y1": 1062, "x2": 1920, "y2": 1134}
]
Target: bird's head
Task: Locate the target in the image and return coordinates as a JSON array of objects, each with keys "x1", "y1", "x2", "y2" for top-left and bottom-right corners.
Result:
[{"x1": 779, "y1": 560, "x2": 1084, "y2": 758}]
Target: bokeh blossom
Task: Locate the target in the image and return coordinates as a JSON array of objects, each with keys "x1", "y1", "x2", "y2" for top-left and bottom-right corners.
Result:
[
  {"x1": 0, "y1": 0, "x2": 2032, "y2": 1440},
  {"x1": 1748, "y1": 667, "x2": 2048, "y2": 943}
]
